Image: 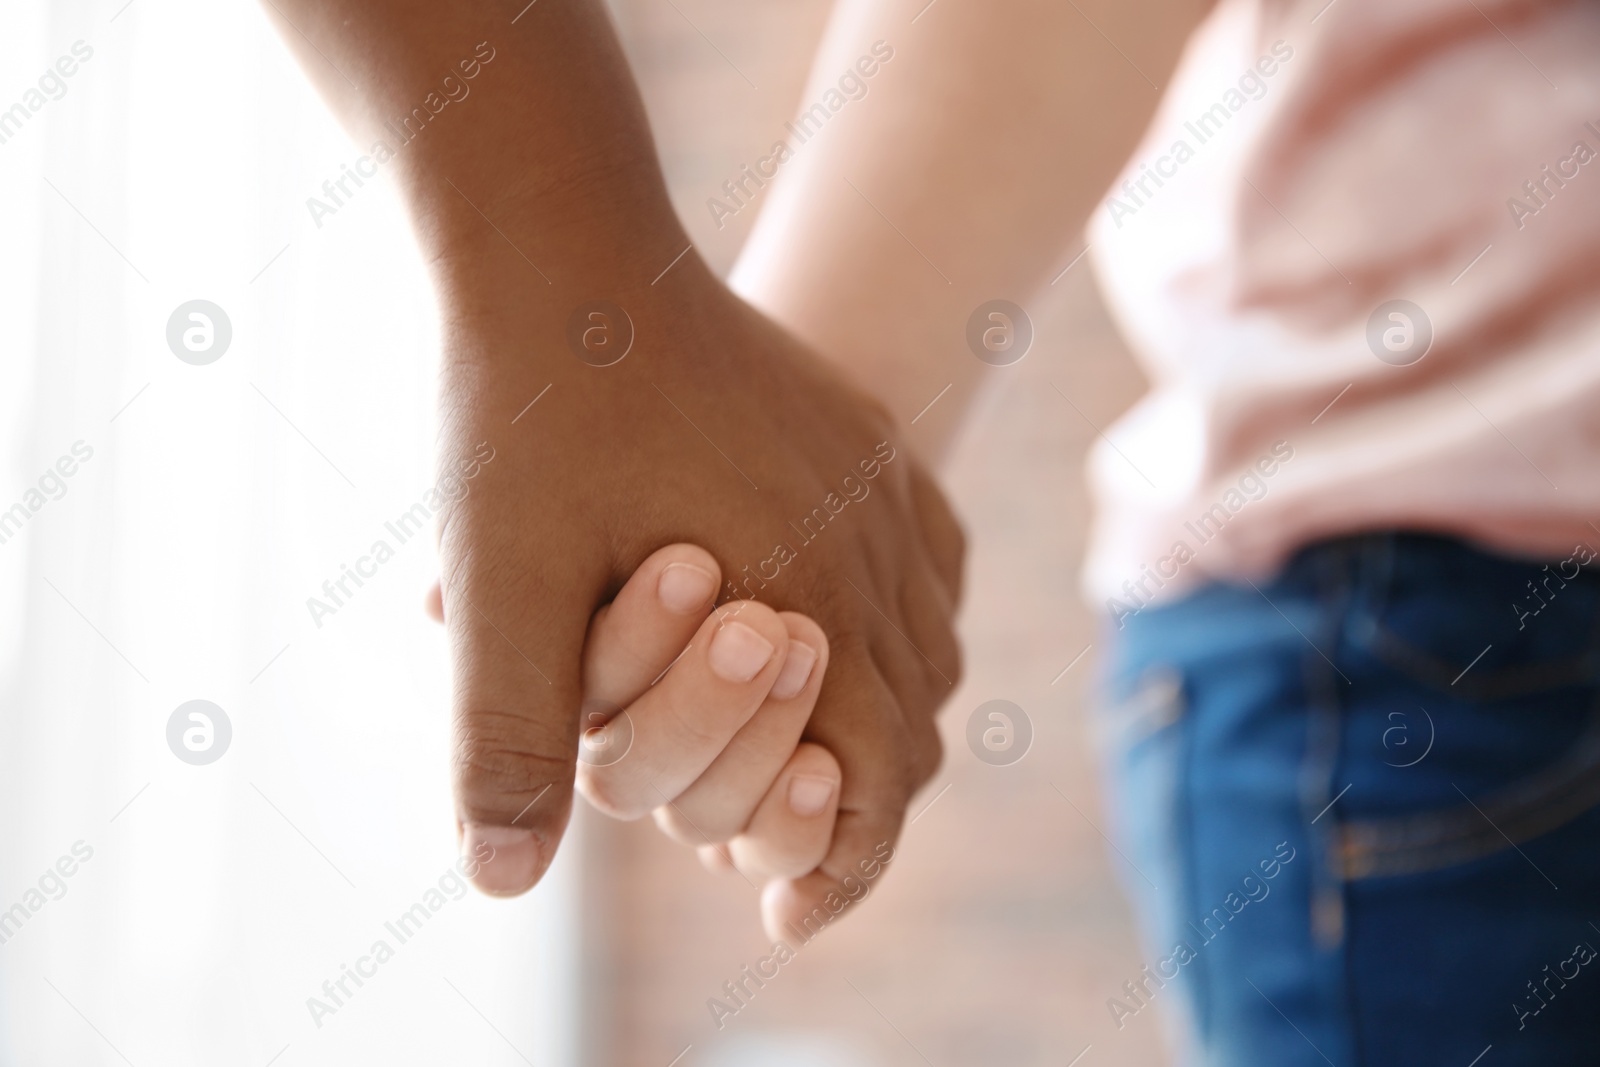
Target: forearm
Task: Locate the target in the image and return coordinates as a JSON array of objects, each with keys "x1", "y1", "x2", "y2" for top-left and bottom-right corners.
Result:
[
  {"x1": 730, "y1": 0, "x2": 1210, "y2": 461},
  {"x1": 263, "y1": 0, "x2": 702, "y2": 313}
]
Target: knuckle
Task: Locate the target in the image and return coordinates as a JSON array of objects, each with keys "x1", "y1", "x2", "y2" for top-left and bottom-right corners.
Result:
[
  {"x1": 732, "y1": 837, "x2": 813, "y2": 882},
  {"x1": 942, "y1": 633, "x2": 964, "y2": 690},
  {"x1": 659, "y1": 662, "x2": 755, "y2": 749},
  {"x1": 680, "y1": 805, "x2": 743, "y2": 844},
  {"x1": 453, "y1": 710, "x2": 571, "y2": 824},
  {"x1": 651, "y1": 805, "x2": 711, "y2": 845},
  {"x1": 948, "y1": 513, "x2": 968, "y2": 558},
  {"x1": 574, "y1": 763, "x2": 648, "y2": 821},
  {"x1": 910, "y1": 727, "x2": 944, "y2": 788},
  {"x1": 661, "y1": 694, "x2": 730, "y2": 752},
  {"x1": 792, "y1": 740, "x2": 842, "y2": 779}
]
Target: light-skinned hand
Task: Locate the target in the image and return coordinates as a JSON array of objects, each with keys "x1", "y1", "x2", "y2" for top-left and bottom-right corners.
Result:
[{"x1": 430, "y1": 543, "x2": 845, "y2": 940}]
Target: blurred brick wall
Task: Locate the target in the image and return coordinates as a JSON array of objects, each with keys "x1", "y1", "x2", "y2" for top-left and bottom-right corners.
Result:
[{"x1": 583, "y1": 3, "x2": 1172, "y2": 1065}]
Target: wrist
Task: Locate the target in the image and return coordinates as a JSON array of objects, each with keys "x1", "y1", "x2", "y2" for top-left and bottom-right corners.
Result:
[
  {"x1": 421, "y1": 165, "x2": 702, "y2": 306},
  {"x1": 431, "y1": 230, "x2": 743, "y2": 414}
]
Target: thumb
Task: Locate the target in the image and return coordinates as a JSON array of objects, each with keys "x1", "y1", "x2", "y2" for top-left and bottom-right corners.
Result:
[{"x1": 441, "y1": 516, "x2": 605, "y2": 897}]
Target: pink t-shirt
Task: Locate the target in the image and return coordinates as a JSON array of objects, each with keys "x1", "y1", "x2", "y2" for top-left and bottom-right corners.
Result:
[{"x1": 1084, "y1": 0, "x2": 1600, "y2": 615}]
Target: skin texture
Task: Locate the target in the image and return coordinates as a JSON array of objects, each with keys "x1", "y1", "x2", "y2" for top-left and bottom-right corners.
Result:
[
  {"x1": 430, "y1": 545, "x2": 841, "y2": 939},
  {"x1": 731, "y1": 0, "x2": 1216, "y2": 460},
  {"x1": 266, "y1": 0, "x2": 1213, "y2": 935},
  {"x1": 264, "y1": 0, "x2": 961, "y2": 933},
  {"x1": 434, "y1": 277, "x2": 962, "y2": 928}
]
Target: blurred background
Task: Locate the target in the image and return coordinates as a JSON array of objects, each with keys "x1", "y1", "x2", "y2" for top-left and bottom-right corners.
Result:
[{"x1": 0, "y1": 0, "x2": 1165, "y2": 1064}]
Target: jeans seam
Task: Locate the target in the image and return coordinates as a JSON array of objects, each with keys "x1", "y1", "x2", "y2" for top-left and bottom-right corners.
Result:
[
  {"x1": 1337, "y1": 703, "x2": 1600, "y2": 880},
  {"x1": 1175, "y1": 670, "x2": 1209, "y2": 1056},
  {"x1": 1360, "y1": 626, "x2": 1597, "y2": 700},
  {"x1": 1356, "y1": 533, "x2": 1600, "y2": 700},
  {"x1": 1310, "y1": 539, "x2": 1362, "y2": 1066}
]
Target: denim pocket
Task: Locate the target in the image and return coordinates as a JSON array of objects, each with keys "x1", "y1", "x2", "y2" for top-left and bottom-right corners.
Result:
[
  {"x1": 1337, "y1": 704, "x2": 1600, "y2": 881},
  {"x1": 1348, "y1": 535, "x2": 1600, "y2": 700},
  {"x1": 1095, "y1": 665, "x2": 1206, "y2": 1043},
  {"x1": 1102, "y1": 664, "x2": 1185, "y2": 750}
]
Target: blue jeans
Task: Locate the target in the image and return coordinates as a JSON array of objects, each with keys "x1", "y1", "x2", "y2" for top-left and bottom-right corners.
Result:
[{"x1": 1100, "y1": 532, "x2": 1600, "y2": 1066}]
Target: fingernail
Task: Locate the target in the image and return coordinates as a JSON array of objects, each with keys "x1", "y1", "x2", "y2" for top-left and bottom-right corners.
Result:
[
  {"x1": 770, "y1": 641, "x2": 818, "y2": 699},
  {"x1": 787, "y1": 775, "x2": 837, "y2": 817},
  {"x1": 461, "y1": 824, "x2": 541, "y2": 896},
  {"x1": 658, "y1": 562, "x2": 717, "y2": 614},
  {"x1": 708, "y1": 621, "x2": 775, "y2": 682}
]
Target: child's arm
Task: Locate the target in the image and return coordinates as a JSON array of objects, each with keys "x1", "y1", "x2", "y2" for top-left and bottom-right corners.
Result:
[{"x1": 730, "y1": 0, "x2": 1213, "y2": 462}]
